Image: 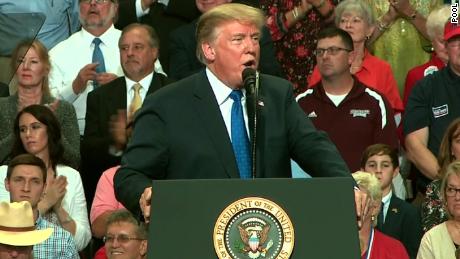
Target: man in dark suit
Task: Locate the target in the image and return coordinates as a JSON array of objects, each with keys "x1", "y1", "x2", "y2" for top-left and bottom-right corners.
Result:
[
  {"x1": 0, "y1": 82, "x2": 8, "y2": 97},
  {"x1": 114, "y1": 3, "x2": 367, "y2": 223},
  {"x1": 361, "y1": 144, "x2": 422, "y2": 259},
  {"x1": 81, "y1": 23, "x2": 173, "y2": 206},
  {"x1": 168, "y1": 0, "x2": 282, "y2": 80},
  {"x1": 116, "y1": 0, "x2": 199, "y2": 74}
]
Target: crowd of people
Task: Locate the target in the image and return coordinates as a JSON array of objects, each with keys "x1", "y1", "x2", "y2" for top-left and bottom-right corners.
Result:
[{"x1": 0, "y1": 0, "x2": 458, "y2": 258}]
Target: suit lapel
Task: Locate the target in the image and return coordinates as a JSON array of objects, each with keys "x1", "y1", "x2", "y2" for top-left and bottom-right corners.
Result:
[
  {"x1": 191, "y1": 71, "x2": 240, "y2": 178},
  {"x1": 383, "y1": 195, "x2": 401, "y2": 229},
  {"x1": 108, "y1": 77, "x2": 128, "y2": 110},
  {"x1": 146, "y1": 73, "x2": 164, "y2": 96}
]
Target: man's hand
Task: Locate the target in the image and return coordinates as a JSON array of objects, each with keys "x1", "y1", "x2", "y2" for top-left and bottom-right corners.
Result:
[
  {"x1": 354, "y1": 187, "x2": 369, "y2": 229},
  {"x1": 73, "y1": 63, "x2": 99, "y2": 94},
  {"x1": 139, "y1": 187, "x2": 152, "y2": 223},
  {"x1": 96, "y1": 72, "x2": 118, "y2": 86},
  {"x1": 109, "y1": 110, "x2": 128, "y2": 151}
]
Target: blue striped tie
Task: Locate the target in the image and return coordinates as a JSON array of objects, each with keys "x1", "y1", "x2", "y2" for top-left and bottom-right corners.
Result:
[
  {"x1": 92, "y1": 38, "x2": 106, "y2": 87},
  {"x1": 229, "y1": 90, "x2": 251, "y2": 179}
]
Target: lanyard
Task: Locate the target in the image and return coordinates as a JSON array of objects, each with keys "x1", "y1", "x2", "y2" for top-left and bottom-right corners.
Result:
[{"x1": 364, "y1": 228, "x2": 375, "y2": 259}]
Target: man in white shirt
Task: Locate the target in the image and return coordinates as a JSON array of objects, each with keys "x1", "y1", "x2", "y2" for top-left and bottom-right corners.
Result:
[{"x1": 49, "y1": 0, "x2": 163, "y2": 135}]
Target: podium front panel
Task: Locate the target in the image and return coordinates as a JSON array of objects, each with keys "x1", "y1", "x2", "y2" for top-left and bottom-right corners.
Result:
[{"x1": 148, "y1": 177, "x2": 360, "y2": 258}]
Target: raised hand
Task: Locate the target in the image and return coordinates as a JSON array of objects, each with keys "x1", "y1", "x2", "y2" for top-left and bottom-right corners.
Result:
[
  {"x1": 109, "y1": 109, "x2": 128, "y2": 151},
  {"x1": 95, "y1": 72, "x2": 118, "y2": 86},
  {"x1": 73, "y1": 63, "x2": 99, "y2": 94},
  {"x1": 42, "y1": 175, "x2": 68, "y2": 213}
]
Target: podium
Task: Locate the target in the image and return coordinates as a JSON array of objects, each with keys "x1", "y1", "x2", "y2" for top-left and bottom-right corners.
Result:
[{"x1": 148, "y1": 177, "x2": 360, "y2": 258}]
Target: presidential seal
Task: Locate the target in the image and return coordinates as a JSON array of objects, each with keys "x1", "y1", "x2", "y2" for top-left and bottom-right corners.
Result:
[{"x1": 213, "y1": 197, "x2": 294, "y2": 259}]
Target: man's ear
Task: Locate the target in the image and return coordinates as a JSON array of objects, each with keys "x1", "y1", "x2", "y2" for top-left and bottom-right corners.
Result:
[
  {"x1": 348, "y1": 49, "x2": 356, "y2": 65},
  {"x1": 139, "y1": 240, "x2": 148, "y2": 256},
  {"x1": 4, "y1": 178, "x2": 9, "y2": 192},
  {"x1": 392, "y1": 166, "x2": 400, "y2": 179},
  {"x1": 202, "y1": 42, "x2": 216, "y2": 62}
]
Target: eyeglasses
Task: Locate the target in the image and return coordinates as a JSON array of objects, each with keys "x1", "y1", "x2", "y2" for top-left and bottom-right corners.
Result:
[
  {"x1": 314, "y1": 47, "x2": 352, "y2": 57},
  {"x1": 80, "y1": 0, "x2": 113, "y2": 4},
  {"x1": 446, "y1": 186, "x2": 460, "y2": 197},
  {"x1": 103, "y1": 234, "x2": 144, "y2": 244}
]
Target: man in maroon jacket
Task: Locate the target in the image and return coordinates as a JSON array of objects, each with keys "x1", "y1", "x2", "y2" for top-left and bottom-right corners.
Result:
[{"x1": 297, "y1": 27, "x2": 398, "y2": 172}]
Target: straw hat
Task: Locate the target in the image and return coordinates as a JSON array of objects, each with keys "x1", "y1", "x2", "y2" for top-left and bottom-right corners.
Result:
[{"x1": 0, "y1": 201, "x2": 52, "y2": 246}]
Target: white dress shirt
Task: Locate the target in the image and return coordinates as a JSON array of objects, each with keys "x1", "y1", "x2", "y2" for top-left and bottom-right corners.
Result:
[
  {"x1": 125, "y1": 72, "x2": 154, "y2": 117},
  {"x1": 49, "y1": 25, "x2": 164, "y2": 135},
  {"x1": 206, "y1": 68, "x2": 249, "y2": 141},
  {"x1": 381, "y1": 190, "x2": 392, "y2": 223}
]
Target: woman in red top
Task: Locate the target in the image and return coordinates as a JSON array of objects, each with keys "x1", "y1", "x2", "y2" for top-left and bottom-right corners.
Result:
[
  {"x1": 308, "y1": 0, "x2": 403, "y2": 117},
  {"x1": 353, "y1": 171, "x2": 409, "y2": 259}
]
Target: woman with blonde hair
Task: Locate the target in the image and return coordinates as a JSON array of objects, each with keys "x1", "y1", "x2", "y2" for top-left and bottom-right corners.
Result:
[
  {"x1": 353, "y1": 171, "x2": 409, "y2": 258},
  {"x1": 417, "y1": 161, "x2": 460, "y2": 258},
  {"x1": 0, "y1": 39, "x2": 80, "y2": 169},
  {"x1": 422, "y1": 118, "x2": 460, "y2": 232}
]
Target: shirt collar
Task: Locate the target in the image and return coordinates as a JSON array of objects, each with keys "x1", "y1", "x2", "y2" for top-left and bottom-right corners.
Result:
[
  {"x1": 81, "y1": 24, "x2": 118, "y2": 47},
  {"x1": 206, "y1": 68, "x2": 246, "y2": 105},
  {"x1": 125, "y1": 72, "x2": 154, "y2": 91},
  {"x1": 382, "y1": 190, "x2": 392, "y2": 206},
  {"x1": 358, "y1": 49, "x2": 372, "y2": 74}
]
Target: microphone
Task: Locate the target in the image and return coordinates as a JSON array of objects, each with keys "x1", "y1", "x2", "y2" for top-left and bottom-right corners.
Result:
[
  {"x1": 242, "y1": 67, "x2": 259, "y2": 179},
  {"x1": 242, "y1": 67, "x2": 257, "y2": 95}
]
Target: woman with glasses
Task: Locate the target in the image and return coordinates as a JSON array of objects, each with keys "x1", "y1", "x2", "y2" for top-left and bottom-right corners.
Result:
[
  {"x1": 421, "y1": 118, "x2": 460, "y2": 233},
  {"x1": 0, "y1": 105, "x2": 91, "y2": 251},
  {"x1": 417, "y1": 161, "x2": 460, "y2": 258},
  {"x1": 308, "y1": 0, "x2": 403, "y2": 117},
  {"x1": 0, "y1": 39, "x2": 80, "y2": 169}
]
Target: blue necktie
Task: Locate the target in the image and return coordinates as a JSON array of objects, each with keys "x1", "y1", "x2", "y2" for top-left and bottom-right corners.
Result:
[
  {"x1": 92, "y1": 38, "x2": 106, "y2": 87},
  {"x1": 229, "y1": 90, "x2": 251, "y2": 179}
]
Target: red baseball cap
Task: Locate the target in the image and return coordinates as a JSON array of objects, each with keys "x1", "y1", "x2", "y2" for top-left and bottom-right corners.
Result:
[{"x1": 445, "y1": 21, "x2": 460, "y2": 41}]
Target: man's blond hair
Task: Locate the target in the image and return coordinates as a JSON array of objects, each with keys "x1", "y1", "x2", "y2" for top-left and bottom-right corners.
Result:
[{"x1": 196, "y1": 3, "x2": 264, "y2": 64}]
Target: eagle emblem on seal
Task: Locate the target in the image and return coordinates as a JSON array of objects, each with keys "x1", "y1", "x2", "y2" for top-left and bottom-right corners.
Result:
[{"x1": 237, "y1": 217, "x2": 274, "y2": 258}]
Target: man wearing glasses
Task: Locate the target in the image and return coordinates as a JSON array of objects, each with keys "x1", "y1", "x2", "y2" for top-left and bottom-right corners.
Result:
[
  {"x1": 297, "y1": 27, "x2": 398, "y2": 173},
  {"x1": 94, "y1": 210, "x2": 148, "y2": 259}
]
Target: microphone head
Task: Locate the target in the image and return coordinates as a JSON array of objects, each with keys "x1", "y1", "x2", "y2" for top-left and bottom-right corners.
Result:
[{"x1": 242, "y1": 67, "x2": 256, "y2": 81}]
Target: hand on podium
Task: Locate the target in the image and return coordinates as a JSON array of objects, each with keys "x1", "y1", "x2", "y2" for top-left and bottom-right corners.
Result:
[{"x1": 139, "y1": 187, "x2": 152, "y2": 223}]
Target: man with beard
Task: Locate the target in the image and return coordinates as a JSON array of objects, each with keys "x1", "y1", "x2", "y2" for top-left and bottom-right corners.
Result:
[
  {"x1": 82, "y1": 23, "x2": 173, "y2": 208},
  {"x1": 49, "y1": 0, "x2": 164, "y2": 136}
]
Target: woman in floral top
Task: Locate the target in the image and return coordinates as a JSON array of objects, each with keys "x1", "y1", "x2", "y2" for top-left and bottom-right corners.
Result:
[
  {"x1": 260, "y1": 0, "x2": 337, "y2": 95},
  {"x1": 421, "y1": 118, "x2": 460, "y2": 232}
]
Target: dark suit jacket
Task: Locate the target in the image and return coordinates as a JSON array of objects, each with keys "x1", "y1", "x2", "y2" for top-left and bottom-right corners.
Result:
[
  {"x1": 116, "y1": 1, "x2": 197, "y2": 74},
  {"x1": 168, "y1": 20, "x2": 282, "y2": 80},
  {"x1": 0, "y1": 83, "x2": 8, "y2": 97},
  {"x1": 81, "y1": 73, "x2": 172, "y2": 203},
  {"x1": 378, "y1": 195, "x2": 422, "y2": 259},
  {"x1": 114, "y1": 70, "x2": 351, "y2": 214}
]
